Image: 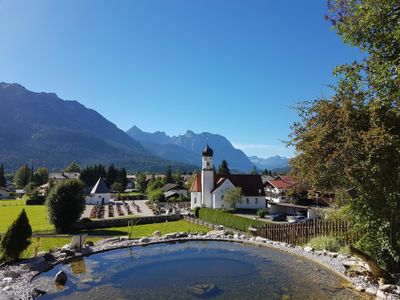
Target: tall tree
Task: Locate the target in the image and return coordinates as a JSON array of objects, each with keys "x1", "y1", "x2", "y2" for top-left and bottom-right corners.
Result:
[
  {"x1": 64, "y1": 161, "x2": 81, "y2": 173},
  {"x1": 289, "y1": 0, "x2": 400, "y2": 272},
  {"x1": 135, "y1": 173, "x2": 147, "y2": 193},
  {"x1": 218, "y1": 160, "x2": 231, "y2": 176},
  {"x1": 0, "y1": 164, "x2": 5, "y2": 187},
  {"x1": 33, "y1": 167, "x2": 49, "y2": 186},
  {"x1": 46, "y1": 179, "x2": 85, "y2": 233},
  {"x1": 164, "y1": 165, "x2": 173, "y2": 184},
  {"x1": 13, "y1": 164, "x2": 31, "y2": 189}
]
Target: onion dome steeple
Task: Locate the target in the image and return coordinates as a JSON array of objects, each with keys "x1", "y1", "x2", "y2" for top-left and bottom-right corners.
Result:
[{"x1": 202, "y1": 144, "x2": 213, "y2": 157}]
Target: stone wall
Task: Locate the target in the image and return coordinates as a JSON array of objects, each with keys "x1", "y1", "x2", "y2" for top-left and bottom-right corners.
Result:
[{"x1": 71, "y1": 214, "x2": 182, "y2": 230}]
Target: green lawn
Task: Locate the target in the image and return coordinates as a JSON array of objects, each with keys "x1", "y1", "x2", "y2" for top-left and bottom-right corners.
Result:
[
  {"x1": 0, "y1": 203, "x2": 210, "y2": 258},
  {"x1": 0, "y1": 205, "x2": 53, "y2": 233},
  {"x1": 21, "y1": 220, "x2": 209, "y2": 258}
]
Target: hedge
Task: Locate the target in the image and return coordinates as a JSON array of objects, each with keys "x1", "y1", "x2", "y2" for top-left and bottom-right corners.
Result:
[{"x1": 198, "y1": 208, "x2": 264, "y2": 233}]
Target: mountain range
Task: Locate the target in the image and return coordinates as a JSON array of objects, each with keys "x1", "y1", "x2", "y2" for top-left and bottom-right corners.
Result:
[
  {"x1": 0, "y1": 82, "x2": 290, "y2": 173},
  {"x1": 0, "y1": 83, "x2": 193, "y2": 172},
  {"x1": 127, "y1": 126, "x2": 290, "y2": 172}
]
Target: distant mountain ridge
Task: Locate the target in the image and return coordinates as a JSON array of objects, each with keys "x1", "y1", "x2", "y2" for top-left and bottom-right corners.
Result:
[
  {"x1": 127, "y1": 126, "x2": 283, "y2": 172},
  {"x1": 249, "y1": 155, "x2": 290, "y2": 171},
  {"x1": 0, "y1": 83, "x2": 194, "y2": 172}
]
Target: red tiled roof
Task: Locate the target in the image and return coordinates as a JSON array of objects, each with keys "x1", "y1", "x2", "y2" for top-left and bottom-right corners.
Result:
[
  {"x1": 267, "y1": 180, "x2": 293, "y2": 189},
  {"x1": 191, "y1": 173, "x2": 202, "y2": 192}
]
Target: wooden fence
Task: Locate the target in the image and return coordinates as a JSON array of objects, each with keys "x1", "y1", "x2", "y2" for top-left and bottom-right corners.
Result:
[{"x1": 254, "y1": 220, "x2": 360, "y2": 245}]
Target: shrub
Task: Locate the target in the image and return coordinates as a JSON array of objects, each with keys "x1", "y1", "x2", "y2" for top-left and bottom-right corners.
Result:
[
  {"x1": 0, "y1": 209, "x2": 32, "y2": 262},
  {"x1": 222, "y1": 208, "x2": 235, "y2": 214},
  {"x1": 148, "y1": 189, "x2": 165, "y2": 203},
  {"x1": 193, "y1": 206, "x2": 200, "y2": 218},
  {"x1": 307, "y1": 235, "x2": 340, "y2": 252},
  {"x1": 25, "y1": 196, "x2": 45, "y2": 205},
  {"x1": 198, "y1": 208, "x2": 263, "y2": 233},
  {"x1": 257, "y1": 209, "x2": 267, "y2": 218}
]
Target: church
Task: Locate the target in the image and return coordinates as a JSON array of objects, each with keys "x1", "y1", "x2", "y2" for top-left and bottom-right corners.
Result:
[{"x1": 191, "y1": 145, "x2": 266, "y2": 210}]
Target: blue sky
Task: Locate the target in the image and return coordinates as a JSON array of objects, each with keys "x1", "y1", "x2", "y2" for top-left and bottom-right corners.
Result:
[{"x1": 0, "y1": 0, "x2": 361, "y2": 158}]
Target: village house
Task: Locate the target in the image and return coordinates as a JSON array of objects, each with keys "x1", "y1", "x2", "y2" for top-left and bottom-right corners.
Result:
[
  {"x1": 85, "y1": 177, "x2": 112, "y2": 205},
  {"x1": 191, "y1": 145, "x2": 266, "y2": 210},
  {"x1": 161, "y1": 183, "x2": 188, "y2": 200},
  {"x1": 49, "y1": 172, "x2": 80, "y2": 182},
  {"x1": 0, "y1": 186, "x2": 10, "y2": 199},
  {"x1": 264, "y1": 175, "x2": 296, "y2": 204}
]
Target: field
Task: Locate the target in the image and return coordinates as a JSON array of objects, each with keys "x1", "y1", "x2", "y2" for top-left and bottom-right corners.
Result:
[
  {"x1": 0, "y1": 204, "x2": 53, "y2": 233},
  {"x1": 0, "y1": 201, "x2": 210, "y2": 258}
]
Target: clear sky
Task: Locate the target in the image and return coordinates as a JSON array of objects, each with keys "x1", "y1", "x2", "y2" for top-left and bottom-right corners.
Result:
[{"x1": 0, "y1": 0, "x2": 360, "y2": 158}]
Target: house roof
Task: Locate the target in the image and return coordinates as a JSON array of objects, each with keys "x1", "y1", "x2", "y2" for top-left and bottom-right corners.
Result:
[
  {"x1": 191, "y1": 173, "x2": 265, "y2": 196},
  {"x1": 49, "y1": 172, "x2": 80, "y2": 180},
  {"x1": 161, "y1": 183, "x2": 186, "y2": 192},
  {"x1": 265, "y1": 176, "x2": 296, "y2": 189},
  {"x1": 0, "y1": 186, "x2": 10, "y2": 192},
  {"x1": 90, "y1": 177, "x2": 109, "y2": 194},
  {"x1": 164, "y1": 191, "x2": 180, "y2": 199}
]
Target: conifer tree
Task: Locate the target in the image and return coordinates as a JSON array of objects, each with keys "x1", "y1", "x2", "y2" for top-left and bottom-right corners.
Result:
[{"x1": 0, "y1": 209, "x2": 32, "y2": 262}]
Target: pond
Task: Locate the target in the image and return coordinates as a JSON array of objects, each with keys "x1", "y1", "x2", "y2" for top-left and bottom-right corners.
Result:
[{"x1": 32, "y1": 241, "x2": 370, "y2": 299}]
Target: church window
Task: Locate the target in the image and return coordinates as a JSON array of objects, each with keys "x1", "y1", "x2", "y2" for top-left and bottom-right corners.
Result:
[
  {"x1": 221, "y1": 194, "x2": 224, "y2": 200},
  {"x1": 194, "y1": 197, "x2": 197, "y2": 203},
  {"x1": 246, "y1": 198, "x2": 249, "y2": 204},
  {"x1": 207, "y1": 162, "x2": 209, "y2": 167},
  {"x1": 255, "y1": 198, "x2": 258, "y2": 204}
]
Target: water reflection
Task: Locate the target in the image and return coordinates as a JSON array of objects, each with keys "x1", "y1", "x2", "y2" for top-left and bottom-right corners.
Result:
[{"x1": 33, "y1": 241, "x2": 372, "y2": 300}]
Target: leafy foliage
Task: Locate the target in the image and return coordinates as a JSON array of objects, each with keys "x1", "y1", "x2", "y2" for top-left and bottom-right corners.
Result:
[
  {"x1": 198, "y1": 208, "x2": 263, "y2": 233},
  {"x1": 110, "y1": 182, "x2": 124, "y2": 193},
  {"x1": 224, "y1": 187, "x2": 242, "y2": 208},
  {"x1": 148, "y1": 188, "x2": 165, "y2": 203},
  {"x1": 13, "y1": 164, "x2": 31, "y2": 189},
  {"x1": 0, "y1": 209, "x2": 32, "y2": 262},
  {"x1": 64, "y1": 161, "x2": 80, "y2": 173},
  {"x1": 289, "y1": 0, "x2": 400, "y2": 272},
  {"x1": 307, "y1": 235, "x2": 340, "y2": 253},
  {"x1": 46, "y1": 179, "x2": 85, "y2": 233}
]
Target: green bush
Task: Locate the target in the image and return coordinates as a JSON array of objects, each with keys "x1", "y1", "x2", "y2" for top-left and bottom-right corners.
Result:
[
  {"x1": 193, "y1": 206, "x2": 200, "y2": 218},
  {"x1": 307, "y1": 235, "x2": 340, "y2": 252},
  {"x1": 198, "y1": 208, "x2": 264, "y2": 233},
  {"x1": 0, "y1": 209, "x2": 32, "y2": 262},
  {"x1": 257, "y1": 209, "x2": 267, "y2": 218},
  {"x1": 148, "y1": 189, "x2": 165, "y2": 203}
]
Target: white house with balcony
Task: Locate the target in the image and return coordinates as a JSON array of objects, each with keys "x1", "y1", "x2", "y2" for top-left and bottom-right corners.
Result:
[
  {"x1": 264, "y1": 176, "x2": 296, "y2": 204},
  {"x1": 190, "y1": 145, "x2": 266, "y2": 210}
]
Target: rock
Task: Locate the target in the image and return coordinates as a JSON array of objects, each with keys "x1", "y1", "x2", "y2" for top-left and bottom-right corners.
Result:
[
  {"x1": 233, "y1": 234, "x2": 239, "y2": 240},
  {"x1": 376, "y1": 290, "x2": 387, "y2": 299},
  {"x1": 365, "y1": 287, "x2": 377, "y2": 294},
  {"x1": 60, "y1": 249, "x2": 74, "y2": 256},
  {"x1": 255, "y1": 236, "x2": 267, "y2": 243},
  {"x1": 152, "y1": 231, "x2": 161, "y2": 237},
  {"x1": 3, "y1": 271, "x2": 20, "y2": 279},
  {"x1": 188, "y1": 283, "x2": 217, "y2": 296},
  {"x1": 2, "y1": 278, "x2": 13, "y2": 283},
  {"x1": 379, "y1": 284, "x2": 397, "y2": 293},
  {"x1": 304, "y1": 246, "x2": 314, "y2": 252},
  {"x1": 2, "y1": 286, "x2": 12, "y2": 292},
  {"x1": 327, "y1": 251, "x2": 338, "y2": 258},
  {"x1": 177, "y1": 232, "x2": 188, "y2": 238},
  {"x1": 165, "y1": 233, "x2": 178, "y2": 239},
  {"x1": 240, "y1": 235, "x2": 247, "y2": 240},
  {"x1": 54, "y1": 270, "x2": 67, "y2": 285},
  {"x1": 139, "y1": 237, "x2": 150, "y2": 243},
  {"x1": 355, "y1": 285, "x2": 366, "y2": 292}
]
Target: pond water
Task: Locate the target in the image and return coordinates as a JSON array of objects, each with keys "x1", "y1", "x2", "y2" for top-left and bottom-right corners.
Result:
[{"x1": 33, "y1": 241, "x2": 370, "y2": 299}]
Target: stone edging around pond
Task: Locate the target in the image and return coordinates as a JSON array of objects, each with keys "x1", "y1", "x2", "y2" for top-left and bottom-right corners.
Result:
[{"x1": 0, "y1": 231, "x2": 399, "y2": 300}]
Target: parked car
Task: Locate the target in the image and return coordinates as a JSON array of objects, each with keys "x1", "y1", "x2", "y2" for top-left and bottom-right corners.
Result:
[
  {"x1": 270, "y1": 213, "x2": 287, "y2": 222},
  {"x1": 288, "y1": 215, "x2": 307, "y2": 223}
]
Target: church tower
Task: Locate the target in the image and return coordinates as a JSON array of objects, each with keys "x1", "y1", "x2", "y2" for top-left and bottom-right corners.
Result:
[{"x1": 201, "y1": 145, "x2": 214, "y2": 208}]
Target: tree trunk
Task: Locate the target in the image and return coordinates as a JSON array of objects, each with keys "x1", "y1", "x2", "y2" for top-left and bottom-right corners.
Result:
[{"x1": 349, "y1": 245, "x2": 393, "y2": 283}]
